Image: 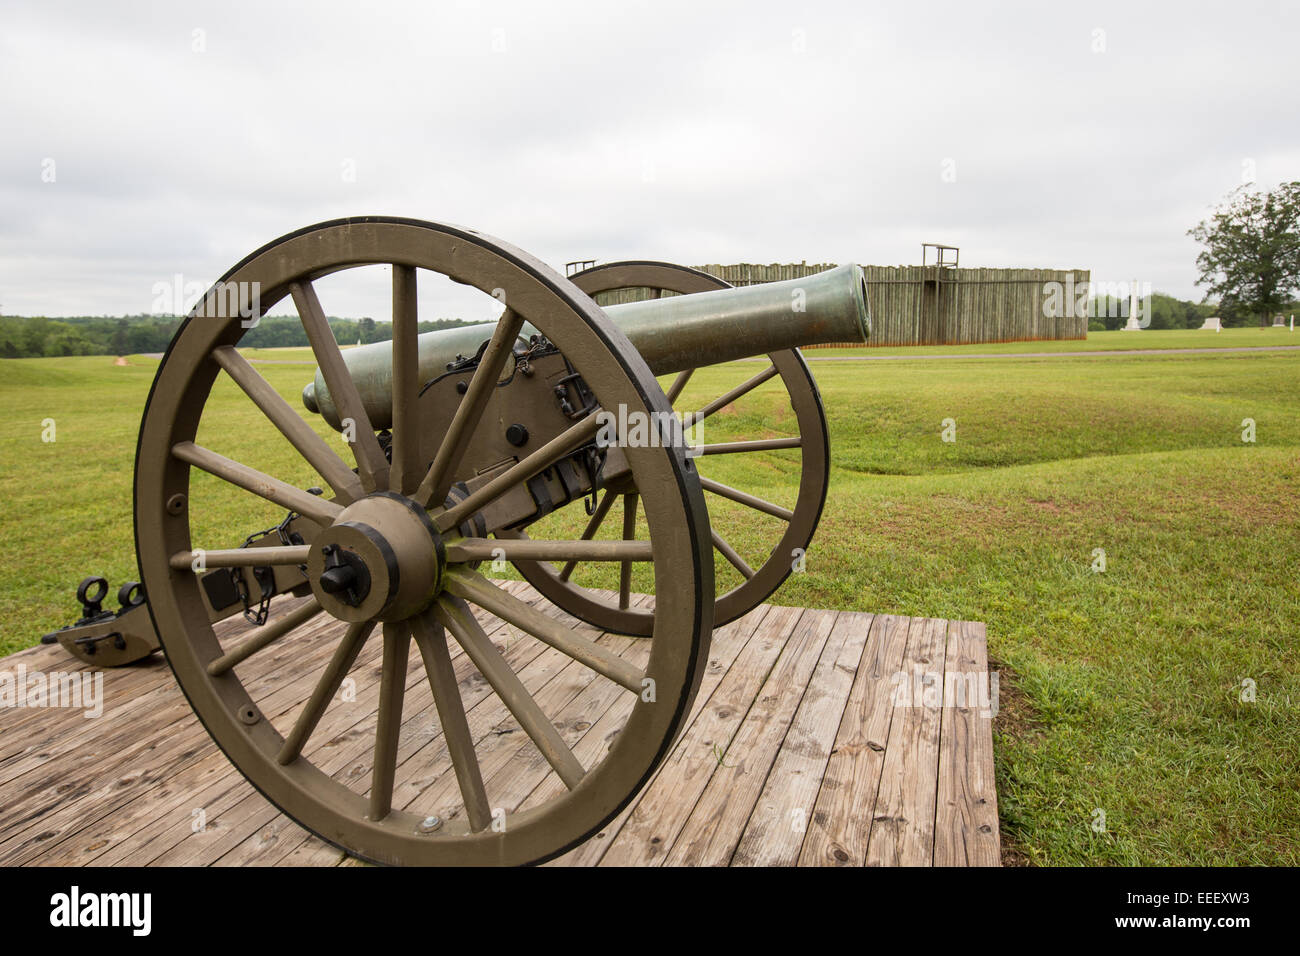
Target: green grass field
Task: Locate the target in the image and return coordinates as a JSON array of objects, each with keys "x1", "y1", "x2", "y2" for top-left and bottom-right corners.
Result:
[
  {"x1": 812, "y1": 325, "x2": 1299, "y2": 357},
  {"x1": 1, "y1": 330, "x2": 1297, "y2": 865}
]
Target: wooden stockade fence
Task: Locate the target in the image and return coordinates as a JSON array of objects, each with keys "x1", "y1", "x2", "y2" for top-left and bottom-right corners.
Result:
[{"x1": 594, "y1": 262, "x2": 1091, "y2": 347}]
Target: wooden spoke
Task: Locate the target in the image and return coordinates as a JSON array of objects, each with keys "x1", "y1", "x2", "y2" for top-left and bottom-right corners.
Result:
[
  {"x1": 211, "y1": 345, "x2": 364, "y2": 502},
  {"x1": 169, "y1": 546, "x2": 311, "y2": 570},
  {"x1": 444, "y1": 570, "x2": 644, "y2": 693},
  {"x1": 685, "y1": 362, "x2": 779, "y2": 426},
  {"x1": 559, "y1": 490, "x2": 616, "y2": 582},
  {"x1": 390, "y1": 265, "x2": 422, "y2": 496},
  {"x1": 369, "y1": 623, "x2": 411, "y2": 821},
  {"x1": 698, "y1": 436, "x2": 802, "y2": 456},
  {"x1": 434, "y1": 413, "x2": 602, "y2": 534},
  {"x1": 206, "y1": 598, "x2": 324, "y2": 676},
  {"x1": 277, "y1": 621, "x2": 374, "y2": 765},
  {"x1": 712, "y1": 528, "x2": 756, "y2": 580},
  {"x1": 697, "y1": 476, "x2": 794, "y2": 522},
  {"x1": 172, "y1": 441, "x2": 341, "y2": 527},
  {"x1": 435, "y1": 597, "x2": 586, "y2": 790},
  {"x1": 291, "y1": 280, "x2": 390, "y2": 493},
  {"x1": 619, "y1": 493, "x2": 638, "y2": 611},
  {"x1": 444, "y1": 537, "x2": 652, "y2": 564},
  {"x1": 416, "y1": 309, "x2": 525, "y2": 507},
  {"x1": 410, "y1": 612, "x2": 491, "y2": 832},
  {"x1": 665, "y1": 367, "x2": 695, "y2": 404}
]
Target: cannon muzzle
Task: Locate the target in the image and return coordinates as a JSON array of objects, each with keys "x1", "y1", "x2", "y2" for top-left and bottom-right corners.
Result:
[{"x1": 302, "y1": 263, "x2": 870, "y2": 430}]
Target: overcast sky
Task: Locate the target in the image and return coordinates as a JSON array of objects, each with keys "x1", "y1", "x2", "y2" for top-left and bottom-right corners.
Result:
[{"x1": 2, "y1": 0, "x2": 1297, "y2": 321}]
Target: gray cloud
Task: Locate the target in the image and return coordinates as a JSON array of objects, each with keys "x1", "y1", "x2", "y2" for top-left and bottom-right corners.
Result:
[{"x1": 2, "y1": 0, "x2": 1296, "y2": 318}]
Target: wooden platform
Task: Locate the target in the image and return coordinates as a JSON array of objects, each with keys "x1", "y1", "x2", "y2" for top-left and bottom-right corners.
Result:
[{"x1": 0, "y1": 584, "x2": 999, "y2": 866}]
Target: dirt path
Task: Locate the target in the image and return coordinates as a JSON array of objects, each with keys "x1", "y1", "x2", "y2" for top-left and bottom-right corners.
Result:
[{"x1": 783, "y1": 345, "x2": 1300, "y2": 362}]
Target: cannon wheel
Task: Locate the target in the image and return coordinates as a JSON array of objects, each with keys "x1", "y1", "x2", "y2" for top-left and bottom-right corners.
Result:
[
  {"x1": 507, "y1": 261, "x2": 830, "y2": 636},
  {"x1": 134, "y1": 219, "x2": 713, "y2": 866}
]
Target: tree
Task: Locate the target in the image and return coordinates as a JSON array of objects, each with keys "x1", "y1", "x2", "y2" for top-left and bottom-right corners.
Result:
[
  {"x1": 21, "y1": 316, "x2": 49, "y2": 355},
  {"x1": 44, "y1": 324, "x2": 94, "y2": 356},
  {"x1": 1188, "y1": 181, "x2": 1300, "y2": 326},
  {"x1": 110, "y1": 318, "x2": 129, "y2": 356}
]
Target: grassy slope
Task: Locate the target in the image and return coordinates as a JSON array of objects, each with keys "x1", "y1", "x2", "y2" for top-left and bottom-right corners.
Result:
[{"x1": 1, "y1": 334, "x2": 1297, "y2": 864}]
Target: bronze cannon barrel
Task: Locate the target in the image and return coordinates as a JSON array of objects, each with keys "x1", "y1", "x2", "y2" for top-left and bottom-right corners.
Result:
[{"x1": 302, "y1": 263, "x2": 870, "y2": 430}]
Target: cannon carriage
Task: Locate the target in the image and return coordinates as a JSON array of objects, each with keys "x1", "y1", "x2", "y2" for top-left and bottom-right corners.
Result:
[{"x1": 44, "y1": 217, "x2": 869, "y2": 865}]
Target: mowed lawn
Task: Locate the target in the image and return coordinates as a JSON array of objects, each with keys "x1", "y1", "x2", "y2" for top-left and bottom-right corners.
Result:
[
  {"x1": 1, "y1": 334, "x2": 1297, "y2": 866},
  {"x1": 818, "y1": 325, "x2": 1299, "y2": 357}
]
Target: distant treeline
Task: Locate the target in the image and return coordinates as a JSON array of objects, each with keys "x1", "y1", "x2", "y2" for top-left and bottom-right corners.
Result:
[
  {"x1": 0, "y1": 314, "x2": 488, "y2": 359},
  {"x1": 4, "y1": 291, "x2": 1294, "y2": 359},
  {"x1": 1088, "y1": 293, "x2": 1297, "y2": 331}
]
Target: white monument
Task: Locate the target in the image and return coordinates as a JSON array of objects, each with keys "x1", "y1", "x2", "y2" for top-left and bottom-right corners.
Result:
[
  {"x1": 1272, "y1": 314, "x2": 1286, "y2": 327},
  {"x1": 1200, "y1": 316, "x2": 1222, "y2": 332},
  {"x1": 1122, "y1": 280, "x2": 1143, "y2": 330}
]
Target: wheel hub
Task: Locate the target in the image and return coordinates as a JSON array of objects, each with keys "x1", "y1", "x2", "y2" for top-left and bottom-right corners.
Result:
[{"x1": 307, "y1": 492, "x2": 445, "y2": 623}]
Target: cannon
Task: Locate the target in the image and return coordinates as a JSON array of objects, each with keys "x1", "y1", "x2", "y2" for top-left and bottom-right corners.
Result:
[{"x1": 46, "y1": 217, "x2": 869, "y2": 865}]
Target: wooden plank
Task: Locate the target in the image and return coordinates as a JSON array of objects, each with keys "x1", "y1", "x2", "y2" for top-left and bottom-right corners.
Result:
[
  {"x1": 214, "y1": 817, "x2": 316, "y2": 868},
  {"x1": 731, "y1": 610, "x2": 874, "y2": 866},
  {"x1": 0, "y1": 605, "x2": 276, "y2": 765},
  {"x1": 544, "y1": 601, "x2": 784, "y2": 866},
  {"x1": 82, "y1": 655, "x2": 382, "y2": 866},
  {"x1": 0, "y1": 647, "x2": 144, "y2": 747},
  {"x1": 46, "y1": 617, "x2": 398, "y2": 866},
  {"x1": 398, "y1": 601, "x2": 648, "y2": 828},
  {"x1": 96, "y1": 640, "x2": 400, "y2": 867},
  {"x1": 596, "y1": 605, "x2": 807, "y2": 866},
  {"x1": 0, "y1": 660, "x2": 168, "y2": 776},
  {"x1": 278, "y1": 834, "x2": 347, "y2": 866},
  {"x1": 797, "y1": 613, "x2": 910, "y2": 866},
  {"x1": 458, "y1": 600, "x2": 655, "y2": 820},
  {"x1": 64, "y1": 748, "x2": 261, "y2": 867},
  {"x1": 865, "y1": 615, "x2": 948, "y2": 866},
  {"x1": 662, "y1": 608, "x2": 839, "y2": 866},
  {"x1": 0, "y1": 603, "x2": 347, "y2": 864},
  {"x1": 933, "y1": 620, "x2": 1001, "y2": 866}
]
